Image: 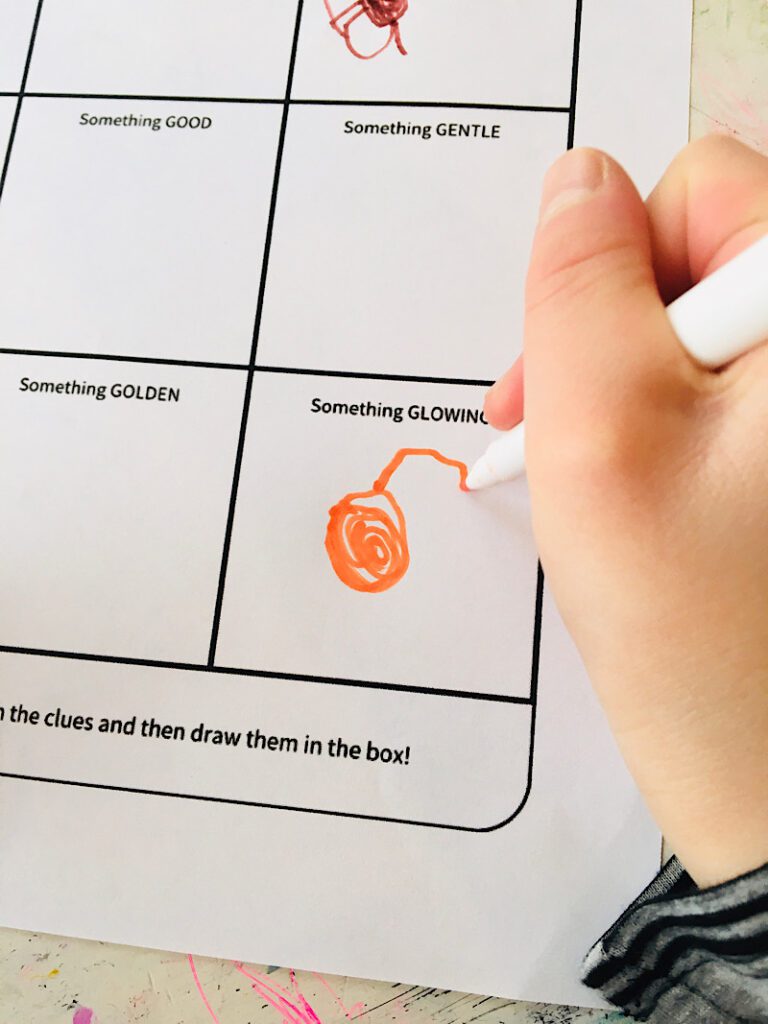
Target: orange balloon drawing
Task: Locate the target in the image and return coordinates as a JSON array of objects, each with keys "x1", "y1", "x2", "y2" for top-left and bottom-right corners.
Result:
[{"x1": 325, "y1": 448, "x2": 468, "y2": 594}]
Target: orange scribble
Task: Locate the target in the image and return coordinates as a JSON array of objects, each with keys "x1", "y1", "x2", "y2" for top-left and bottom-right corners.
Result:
[{"x1": 325, "y1": 448, "x2": 468, "y2": 594}]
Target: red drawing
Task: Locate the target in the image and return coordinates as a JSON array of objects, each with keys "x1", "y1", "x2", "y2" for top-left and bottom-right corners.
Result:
[{"x1": 323, "y1": 0, "x2": 409, "y2": 60}]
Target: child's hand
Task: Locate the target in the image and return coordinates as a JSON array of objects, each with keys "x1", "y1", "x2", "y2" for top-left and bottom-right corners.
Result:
[{"x1": 487, "y1": 136, "x2": 768, "y2": 888}]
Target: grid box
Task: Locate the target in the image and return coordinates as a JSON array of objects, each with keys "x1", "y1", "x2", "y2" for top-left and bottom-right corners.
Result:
[
  {"x1": 256, "y1": 104, "x2": 567, "y2": 380},
  {"x1": 215, "y1": 371, "x2": 539, "y2": 698},
  {"x1": 293, "y1": 0, "x2": 576, "y2": 107},
  {"x1": 0, "y1": 355, "x2": 246, "y2": 663},
  {"x1": 28, "y1": 0, "x2": 299, "y2": 98},
  {"x1": 0, "y1": 98, "x2": 282, "y2": 363},
  {"x1": 1, "y1": 654, "x2": 535, "y2": 829}
]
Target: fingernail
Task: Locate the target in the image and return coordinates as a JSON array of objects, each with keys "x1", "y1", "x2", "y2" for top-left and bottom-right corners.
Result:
[{"x1": 539, "y1": 149, "x2": 607, "y2": 225}]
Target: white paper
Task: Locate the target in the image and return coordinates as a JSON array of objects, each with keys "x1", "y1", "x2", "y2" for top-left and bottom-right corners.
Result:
[{"x1": 0, "y1": 0, "x2": 690, "y2": 1007}]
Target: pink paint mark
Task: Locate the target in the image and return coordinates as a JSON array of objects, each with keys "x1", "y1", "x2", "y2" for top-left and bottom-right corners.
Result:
[
  {"x1": 189, "y1": 952, "x2": 361, "y2": 1024},
  {"x1": 235, "y1": 963, "x2": 308, "y2": 1024},
  {"x1": 188, "y1": 954, "x2": 222, "y2": 1024},
  {"x1": 72, "y1": 1010, "x2": 94, "y2": 1024},
  {"x1": 289, "y1": 970, "x2": 325, "y2": 1024},
  {"x1": 694, "y1": 68, "x2": 768, "y2": 153},
  {"x1": 233, "y1": 963, "x2": 365, "y2": 1024},
  {"x1": 312, "y1": 972, "x2": 365, "y2": 1019}
]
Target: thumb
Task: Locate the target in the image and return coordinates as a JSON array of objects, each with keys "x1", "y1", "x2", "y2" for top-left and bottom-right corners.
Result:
[{"x1": 524, "y1": 148, "x2": 702, "y2": 482}]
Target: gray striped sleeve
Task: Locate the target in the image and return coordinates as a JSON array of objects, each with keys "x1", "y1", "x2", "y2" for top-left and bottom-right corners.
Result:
[{"x1": 581, "y1": 858, "x2": 768, "y2": 1022}]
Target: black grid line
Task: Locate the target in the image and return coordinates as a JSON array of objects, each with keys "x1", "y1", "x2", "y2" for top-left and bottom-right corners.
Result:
[
  {"x1": 20, "y1": 92, "x2": 570, "y2": 114},
  {"x1": 0, "y1": 347, "x2": 249, "y2": 371},
  {"x1": 253, "y1": 364, "x2": 495, "y2": 387},
  {"x1": 0, "y1": 347, "x2": 495, "y2": 386},
  {"x1": 0, "y1": 0, "x2": 45, "y2": 204},
  {"x1": 206, "y1": 0, "x2": 305, "y2": 666},
  {"x1": 0, "y1": 643, "x2": 533, "y2": 705},
  {"x1": 568, "y1": 0, "x2": 584, "y2": 148},
  {"x1": 0, "y1": 766, "x2": 535, "y2": 833},
  {"x1": 293, "y1": 98, "x2": 569, "y2": 112},
  {"x1": 26, "y1": 92, "x2": 284, "y2": 104}
]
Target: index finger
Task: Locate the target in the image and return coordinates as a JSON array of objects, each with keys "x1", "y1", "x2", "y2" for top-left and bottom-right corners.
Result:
[{"x1": 647, "y1": 135, "x2": 768, "y2": 303}]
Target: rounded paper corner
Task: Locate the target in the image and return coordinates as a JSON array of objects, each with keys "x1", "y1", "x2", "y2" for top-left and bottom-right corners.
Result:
[{"x1": 464, "y1": 771, "x2": 534, "y2": 833}]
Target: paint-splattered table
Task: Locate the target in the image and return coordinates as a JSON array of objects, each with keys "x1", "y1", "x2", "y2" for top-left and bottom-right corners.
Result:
[{"x1": 2, "y1": 3, "x2": 767, "y2": 1022}]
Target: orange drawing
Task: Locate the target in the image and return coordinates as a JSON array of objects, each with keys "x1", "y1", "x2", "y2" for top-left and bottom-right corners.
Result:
[{"x1": 325, "y1": 448, "x2": 468, "y2": 594}]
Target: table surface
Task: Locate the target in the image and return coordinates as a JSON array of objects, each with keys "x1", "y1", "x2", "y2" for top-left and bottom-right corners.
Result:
[{"x1": 2, "y1": 3, "x2": 767, "y2": 1022}]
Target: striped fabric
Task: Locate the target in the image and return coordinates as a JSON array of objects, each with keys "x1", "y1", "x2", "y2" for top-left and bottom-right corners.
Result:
[{"x1": 581, "y1": 858, "x2": 768, "y2": 1022}]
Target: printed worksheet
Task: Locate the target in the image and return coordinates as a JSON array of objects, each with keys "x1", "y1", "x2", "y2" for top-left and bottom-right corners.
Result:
[{"x1": 0, "y1": 0, "x2": 691, "y2": 1007}]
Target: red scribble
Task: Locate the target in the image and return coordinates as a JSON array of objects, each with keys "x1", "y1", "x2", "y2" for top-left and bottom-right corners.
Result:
[
  {"x1": 326, "y1": 448, "x2": 468, "y2": 594},
  {"x1": 323, "y1": 0, "x2": 408, "y2": 60}
]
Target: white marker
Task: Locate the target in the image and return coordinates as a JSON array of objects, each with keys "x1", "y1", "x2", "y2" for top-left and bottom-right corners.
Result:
[{"x1": 466, "y1": 234, "x2": 768, "y2": 490}]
